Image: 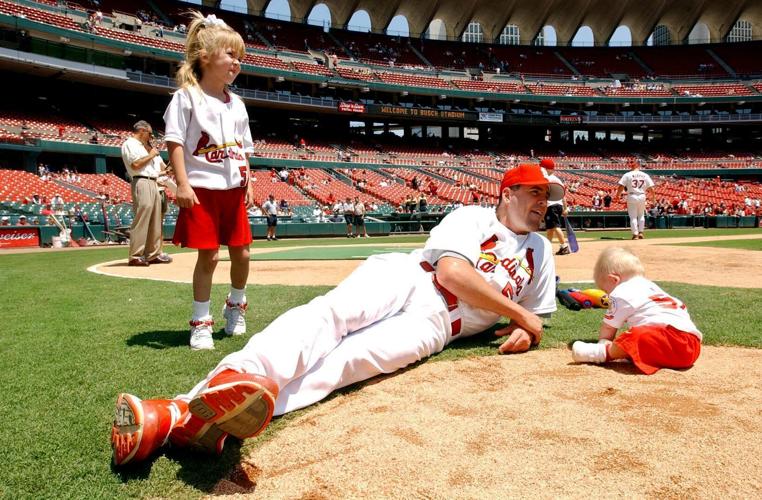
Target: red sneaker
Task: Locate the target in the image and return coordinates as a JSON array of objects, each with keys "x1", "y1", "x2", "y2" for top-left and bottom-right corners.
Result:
[
  {"x1": 169, "y1": 370, "x2": 278, "y2": 454},
  {"x1": 111, "y1": 394, "x2": 188, "y2": 466}
]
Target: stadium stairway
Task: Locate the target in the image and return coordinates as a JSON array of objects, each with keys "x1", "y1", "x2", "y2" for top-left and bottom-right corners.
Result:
[
  {"x1": 706, "y1": 48, "x2": 737, "y2": 78},
  {"x1": 554, "y1": 51, "x2": 581, "y2": 76},
  {"x1": 629, "y1": 52, "x2": 654, "y2": 77},
  {"x1": 50, "y1": 179, "x2": 101, "y2": 200}
]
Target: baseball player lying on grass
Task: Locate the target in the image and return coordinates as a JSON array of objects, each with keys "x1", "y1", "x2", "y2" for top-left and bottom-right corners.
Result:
[
  {"x1": 111, "y1": 163, "x2": 564, "y2": 466},
  {"x1": 572, "y1": 247, "x2": 702, "y2": 374}
]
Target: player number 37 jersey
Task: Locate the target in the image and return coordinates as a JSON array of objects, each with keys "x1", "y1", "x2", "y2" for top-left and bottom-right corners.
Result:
[
  {"x1": 163, "y1": 87, "x2": 254, "y2": 190},
  {"x1": 618, "y1": 171, "x2": 654, "y2": 198}
]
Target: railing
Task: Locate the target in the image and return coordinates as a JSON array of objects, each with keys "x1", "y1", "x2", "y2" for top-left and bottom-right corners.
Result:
[
  {"x1": 125, "y1": 71, "x2": 336, "y2": 108},
  {"x1": 585, "y1": 113, "x2": 762, "y2": 124}
]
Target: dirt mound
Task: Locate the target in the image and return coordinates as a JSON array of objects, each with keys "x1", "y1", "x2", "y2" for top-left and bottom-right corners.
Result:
[{"x1": 211, "y1": 347, "x2": 762, "y2": 498}]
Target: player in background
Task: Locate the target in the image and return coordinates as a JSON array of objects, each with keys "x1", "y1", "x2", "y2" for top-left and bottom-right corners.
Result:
[
  {"x1": 616, "y1": 161, "x2": 655, "y2": 239},
  {"x1": 571, "y1": 247, "x2": 701, "y2": 374},
  {"x1": 111, "y1": 164, "x2": 564, "y2": 466},
  {"x1": 540, "y1": 158, "x2": 570, "y2": 255},
  {"x1": 162, "y1": 12, "x2": 255, "y2": 350}
]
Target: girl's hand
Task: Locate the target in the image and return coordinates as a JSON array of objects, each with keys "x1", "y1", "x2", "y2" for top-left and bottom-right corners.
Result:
[
  {"x1": 176, "y1": 183, "x2": 199, "y2": 208},
  {"x1": 245, "y1": 184, "x2": 255, "y2": 209}
]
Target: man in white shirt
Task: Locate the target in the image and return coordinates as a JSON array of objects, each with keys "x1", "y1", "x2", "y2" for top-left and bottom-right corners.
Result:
[
  {"x1": 262, "y1": 194, "x2": 278, "y2": 241},
  {"x1": 616, "y1": 161, "x2": 655, "y2": 239},
  {"x1": 111, "y1": 163, "x2": 564, "y2": 466},
  {"x1": 121, "y1": 120, "x2": 171, "y2": 266}
]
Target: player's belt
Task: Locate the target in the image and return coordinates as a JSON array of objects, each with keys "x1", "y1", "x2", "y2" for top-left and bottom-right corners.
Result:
[
  {"x1": 132, "y1": 175, "x2": 158, "y2": 181},
  {"x1": 419, "y1": 261, "x2": 461, "y2": 336}
]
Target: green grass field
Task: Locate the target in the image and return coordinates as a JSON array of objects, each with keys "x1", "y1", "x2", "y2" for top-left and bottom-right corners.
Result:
[{"x1": 1, "y1": 229, "x2": 761, "y2": 498}]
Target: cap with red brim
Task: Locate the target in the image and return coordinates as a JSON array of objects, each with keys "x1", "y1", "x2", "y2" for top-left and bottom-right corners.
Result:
[{"x1": 500, "y1": 164, "x2": 565, "y2": 202}]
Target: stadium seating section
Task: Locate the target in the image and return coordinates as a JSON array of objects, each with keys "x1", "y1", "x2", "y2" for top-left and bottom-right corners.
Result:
[{"x1": 2, "y1": 0, "x2": 760, "y2": 99}]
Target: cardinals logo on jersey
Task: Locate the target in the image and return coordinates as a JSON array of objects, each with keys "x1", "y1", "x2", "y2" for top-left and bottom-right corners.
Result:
[{"x1": 193, "y1": 131, "x2": 245, "y2": 163}]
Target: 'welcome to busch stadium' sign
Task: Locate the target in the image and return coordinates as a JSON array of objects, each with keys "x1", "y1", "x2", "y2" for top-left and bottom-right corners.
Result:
[{"x1": 367, "y1": 105, "x2": 478, "y2": 122}]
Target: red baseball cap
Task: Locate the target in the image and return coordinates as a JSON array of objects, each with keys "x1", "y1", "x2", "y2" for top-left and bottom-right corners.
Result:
[
  {"x1": 500, "y1": 164, "x2": 564, "y2": 202},
  {"x1": 540, "y1": 158, "x2": 555, "y2": 170}
]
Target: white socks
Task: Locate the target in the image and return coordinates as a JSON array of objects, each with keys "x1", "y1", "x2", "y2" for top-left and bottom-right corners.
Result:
[
  {"x1": 229, "y1": 286, "x2": 246, "y2": 305},
  {"x1": 192, "y1": 300, "x2": 211, "y2": 321},
  {"x1": 572, "y1": 341, "x2": 608, "y2": 363},
  {"x1": 193, "y1": 287, "x2": 245, "y2": 322}
]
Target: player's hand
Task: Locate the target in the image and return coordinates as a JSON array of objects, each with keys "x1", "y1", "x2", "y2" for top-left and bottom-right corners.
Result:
[
  {"x1": 176, "y1": 183, "x2": 199, "y2": 208},
  {"x1": 149, "y1": 147, "x2": 160, "y2": 158},
  {"x1": 513, "y1": 311, "x2": 543, "y2": 342},
  {"x1": 496, "y1": 326, "x2": 533, "y2": 354}
]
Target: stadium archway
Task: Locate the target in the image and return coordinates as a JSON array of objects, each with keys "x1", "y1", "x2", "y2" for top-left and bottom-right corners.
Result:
[
  {"x1": 651, "y1": 24, "x2": 672, "y2": 45},
  {"x1": 609, "y1": 25, "x2": 632, "y2": 46},
  {"x1": 387, "y1": 15, "x2": 410, "y2": 37},
  {"x1": 347, "y1": 10, "x2": 371, "y2": 32},
  {"x1": 462, "y1": 21, "x2": 484, "y2": 43},
  {"x1": 688, "y1": 22, "x2": 711, "y2": 44},
  {"x1": 538, "y1": 25, "x2": 557, "y2": 46},
  {"x1": 264, "y1": 0, "x2": 290, "y2": 20},
  {"x1": 571, "y1": 25, "x2": 594, "y2": 46},
  {"x1": 426, "y1": 19, "x2": 448, "y2": 40},
  {"x1": 499, "y1": 24, "x2": 520, "y2": 45},
  {"x1": 306, "y1": 3, "x2": 331, "y2": 30}
]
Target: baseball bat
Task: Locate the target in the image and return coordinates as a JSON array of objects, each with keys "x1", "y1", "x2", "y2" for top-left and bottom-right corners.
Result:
[
  {"x1": 565, "y1": 218, "x2": 579, "y2": 253},
  {"x1": 557, "y1": 289, "x2": 581, "y2": 310}
]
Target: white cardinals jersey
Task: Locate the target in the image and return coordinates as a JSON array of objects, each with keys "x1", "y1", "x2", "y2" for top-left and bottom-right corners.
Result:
[
  {"x1": 603, "y1": 275, "x2": 701, "y2": 340},
  {"x1": 618, "y1": 170, "x2": 654, "y2": 199},
  {"x1": 163, "y1": 86, "x2": 254, "y2": 190},
  {"x1": 418, "y1": 205, "x2": 557, "y2": 337}
]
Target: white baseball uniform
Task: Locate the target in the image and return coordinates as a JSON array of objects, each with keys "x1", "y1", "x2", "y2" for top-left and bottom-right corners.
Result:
[
  {"x1": 178, "y1": 206, "x2": 557, "y2": 415},
  {"x1": 618, "y1": 170, "x2": 654, "y2": 236},
  {"x1": 163, "y1": 86, "x2": 254, "y2": 190},
  {"x1": 604, "y1": 276, "x2": 701, "y2": 340}
]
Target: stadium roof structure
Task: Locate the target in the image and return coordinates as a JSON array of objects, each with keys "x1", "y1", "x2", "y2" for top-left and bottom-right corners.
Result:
[{"x1": 205, "y1": 0, "x2": 762, "y2": 45}]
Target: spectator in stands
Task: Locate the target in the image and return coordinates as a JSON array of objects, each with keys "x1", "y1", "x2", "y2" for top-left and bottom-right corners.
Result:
[
  {"x1": 51, "y1": 194, "x2": 64, "y2": 212},
  {"x1": 0, "y1": 216, "x2": 9, "y2": 226},
  {"x1": 90, "y1": 132, "x2": 99, "y2": 144},
  {"x1": 121, "y1": 120, "x2": 170, "y2": 267},
  {"x1": 278, "y1": 167, "x2": 289, "y2": 182},
  {"x1": 603, "y1": 192, "x2": 612, "y2": 209},
  {"x1": 279, "y1": 199, "x2": 291, "y2": 216},
  {"x1": 263, "y1": 194, "x2": 278, "y2": 241},
  {"x1": 17, "y1": 215, "x2": 29, "y2": 226}
]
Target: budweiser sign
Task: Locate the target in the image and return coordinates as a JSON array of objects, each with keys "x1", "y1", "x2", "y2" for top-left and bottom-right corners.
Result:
[{"x1": 0, "y1": 228, "x2": 40, "y2": 248}]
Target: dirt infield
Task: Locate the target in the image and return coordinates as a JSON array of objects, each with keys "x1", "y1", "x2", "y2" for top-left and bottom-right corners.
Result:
[
  {"x1": 213, "y1": 346, "x2": 762, "y2": 498},
  {"x1": 96, "y1": 234, "x2": 762, "y2": 288},
  {"x1": 91, "y1": 234, "x2": 762, "y2": 497}
]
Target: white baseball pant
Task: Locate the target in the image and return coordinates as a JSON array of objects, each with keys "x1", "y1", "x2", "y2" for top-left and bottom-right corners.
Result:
[
  {"x1": 177, "y1": 253, "x2": 451, "y2": 415},
  {"x1": 626, "y1": 195, "x2": 647, "y2": 235}
]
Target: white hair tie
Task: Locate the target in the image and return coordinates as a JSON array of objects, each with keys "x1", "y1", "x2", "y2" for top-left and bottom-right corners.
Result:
[{"x1": 203, "y1": 14, "x2": 226, "y2": 28}]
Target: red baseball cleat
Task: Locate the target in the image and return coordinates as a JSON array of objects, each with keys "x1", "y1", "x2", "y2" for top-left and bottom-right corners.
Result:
[
  {"x1": 111, "y1": 394, "x2": 188, "y2": 466},
  {"x1": 169, "y1": 370, "x2": 278, "y2": 454}
]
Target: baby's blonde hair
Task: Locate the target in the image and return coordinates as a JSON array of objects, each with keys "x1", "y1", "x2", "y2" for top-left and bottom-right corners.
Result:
[
  {"x1": 593, "y1": 247, "x2": 645, "y2": 286},
  {"x1": 175, "y1": 11, "x2": 245, "y2": 89}
]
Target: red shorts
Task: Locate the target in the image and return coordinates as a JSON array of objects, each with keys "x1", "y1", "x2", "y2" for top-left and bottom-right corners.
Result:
[
  {"x1": 172, "y1": 187, "x2": 252, "y2": 250},
  {"x1": 614, "y1": 324, "x2": 701, "y2": 375}
]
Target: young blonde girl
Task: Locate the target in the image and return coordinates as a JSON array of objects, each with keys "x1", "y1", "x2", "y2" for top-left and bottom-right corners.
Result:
[
  {"x1": 572, "y1": 247, "x2": 702, "y2": 374},
  {"x1": 163, "y1": 11, "x2": 255, "y2": 350}
]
